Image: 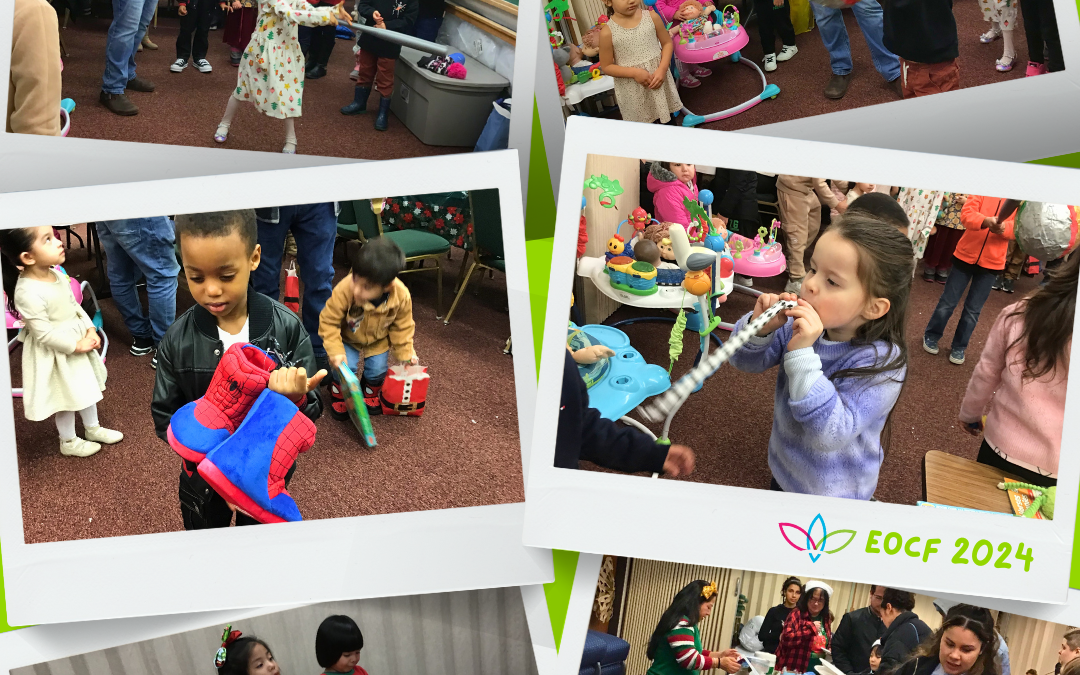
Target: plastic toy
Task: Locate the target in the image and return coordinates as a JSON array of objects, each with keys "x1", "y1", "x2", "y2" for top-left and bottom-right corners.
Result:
[
  {"x1": 605, "y1": 256, "x2": 658, "y2": 295},
  {"x1": 567, "y1": 323, "x2": 670, "y2": 421},
  {"x1": 629, "y1": 206, "x2": 656, "y2": 234},
  {"x1": 544, "y1": 0, "x2": 571, "y2": 20},
  {"x1": 578, "y1": 196, "x2": 590, "y2": 258},
  {"x1": 1013, "y1": 202, "x2": 1079, "y2": 261},
  {"x1": 380, "y1": 364, "x2": 430, "y2": 416},
  {"x1": 998, "y1": 481, "x2": 1055, "y2": 519},
  {"x1": 584, "y1": 174, "x2": 625, "y2": 209},
  {"x1": 645, "y1": 0, "x2": 779, "y2": 127},
  {"x1": 728, "y1": 219, "x2": 786, "y2": 277},
  {"x1": 642, "y1": 223, "x2": 685, "y2": 286},
  {"x1": 634, "y1": 238, "x2": 662, "y2": 267},
  {"x1": 283, "y1": 261, "x2": 300, "y2": 313},
  {"x1": 337, "y1": 362, "x2": 378, "y2": 446},
  {"x1": 60, "y1": 98, "x2": 75, "y2": 137},
  {"x1": 346, "y1": 21, "x2": 456, "y2": 58}
]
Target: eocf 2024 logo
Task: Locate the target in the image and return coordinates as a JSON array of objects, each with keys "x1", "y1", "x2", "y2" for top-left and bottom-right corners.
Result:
[{"x1": 778, "y1": 515, "x2": 1034, "y2": 571}]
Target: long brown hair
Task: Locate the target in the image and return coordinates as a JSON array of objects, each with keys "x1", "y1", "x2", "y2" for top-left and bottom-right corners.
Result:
[
  {"x1": 1004, "y1": 253, "x2": 1079, "y2": 382},
  {"x1": 901, "y1": 605, "x2": 999, "y2": 675}
]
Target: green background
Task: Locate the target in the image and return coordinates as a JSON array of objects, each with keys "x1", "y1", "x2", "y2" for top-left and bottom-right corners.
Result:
[{"x1": 2, "y1": 104, "x2": 1080, "y2": 653}]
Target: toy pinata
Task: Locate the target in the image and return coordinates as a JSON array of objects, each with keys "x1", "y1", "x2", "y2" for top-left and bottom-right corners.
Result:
[{"x1": 379, "y1": 364, "x2": 430, "y2": 416}]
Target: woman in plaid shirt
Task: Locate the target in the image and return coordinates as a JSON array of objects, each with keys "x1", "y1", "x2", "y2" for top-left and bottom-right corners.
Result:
[{"x1": 776, "y1": 581, "x2": 834, "y2": 673}]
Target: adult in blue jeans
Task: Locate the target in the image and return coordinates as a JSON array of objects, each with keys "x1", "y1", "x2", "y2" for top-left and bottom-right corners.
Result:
[
  {"x1": 100, "y1": 0, "x2": 158, "y2": 116},
  {"x1": 96, "y1": 218, "x2": 181, "y2": 367},
  {"x1": 412, "y1": 0, "x2": 446, "y2": 43},
  {"x1": 810, "y1": 0, "x2": 901, "y2": 100},
  {"x1": 250, "y1": 204, "x2": 336, "y2": 373}
]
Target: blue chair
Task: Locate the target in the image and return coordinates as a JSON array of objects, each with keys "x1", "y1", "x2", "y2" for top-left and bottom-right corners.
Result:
[{"x1": 580, "y1": 630, "x2": 631, "y2": 675}]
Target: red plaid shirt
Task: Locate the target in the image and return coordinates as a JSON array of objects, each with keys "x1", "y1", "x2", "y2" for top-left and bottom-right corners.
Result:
[{"x1": 775, "y1": 609, "x2": 832, "y2": 673}]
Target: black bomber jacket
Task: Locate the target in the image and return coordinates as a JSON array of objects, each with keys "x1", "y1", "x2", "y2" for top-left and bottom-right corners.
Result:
[{"x1": 151, "y1": 291, "x2": 323, "y2": 444}]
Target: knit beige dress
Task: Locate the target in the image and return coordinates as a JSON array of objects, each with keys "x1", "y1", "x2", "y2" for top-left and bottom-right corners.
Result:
[
  {"x1": 609, "y1": 11, "x2": 682, "y2": 124},
  {"x1": 15, "y1": 269, "x2": 107, "y2": 421}
]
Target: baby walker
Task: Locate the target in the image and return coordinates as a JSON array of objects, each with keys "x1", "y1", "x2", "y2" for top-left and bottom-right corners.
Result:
[{"x1": 646, "y1": 0, "x2": 780, "y2": 127}]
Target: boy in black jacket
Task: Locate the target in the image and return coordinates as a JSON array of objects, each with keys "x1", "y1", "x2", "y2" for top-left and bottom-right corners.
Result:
[
  {"x1": 151, "y1": 210, "x2": 326, "y2": 530},
  {"x1": 880, "y1": 0, "x2": 959, "y2": 99},
  {"x1": 557, "y1": 347, "x2": 695, "y2": 476},
  {"x1": 340, "y1": 0, "x2": 419, "y2": 131}
]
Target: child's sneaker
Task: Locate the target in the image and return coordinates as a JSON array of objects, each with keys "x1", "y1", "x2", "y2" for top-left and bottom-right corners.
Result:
[
  {"x1": 949, "y1": 348, "x2": 966, "y2": 365},
  {"x1": 362, "y1": 379, "x2": 383, "y2": 415},
  {"x1": 350, "y1": 68, "x2": 360, "y2": 81},
  {"x1": 194, "y1": 58, "x2": 213, "y2": 73},
  {"x1": 734, "y1": 274, "x2": 753, "y2": 287},
  {"x1": 170, "y1": 58, "x2": 189, "y2": 73},
  {"x1": 923, "y1": 336, "x2": 939, "y2": 355},
  {"x1": 679, "y1": 72, "x2": 701, "y2": 88},
  {"x1": 690, "y1": 64, "x2": 711, "y2": 78},
  {"x1": 776, "y1": 45, "x2": 798, "y2": 62},
  {"x1": 936, "y1": 270, "x2": 949, "y2": 284},
  {"x1": 1002, "y1": 278, "x2": 1016, "y2": 293},
  {"x1": 922, "y1": 268, "x2": 936, "y2": 282},
  {"x1": 1026, "y1": 61, "x2": 1048, "y2": 77},
  {"x1": 230, "y1": 50, "x2": 242, "y2": 67},
  {"x1": 992, "y1": 275, "x2": 1003, "y2": 291},
  {"x1": 763, "y1": 54, "x2": 777, "y2": 72},
  {"x1": 130, "y1": 335, "x2": 154, "y2": 356},
  {"x1": 84, "y1": 425, "x2": 124, "y2": 444},
  {"x1": 327, "y1": 382, "x2": 350, "y2": 421},
  {"x1": 60, "y1": 436, "x2": 101, "y2": 457}
]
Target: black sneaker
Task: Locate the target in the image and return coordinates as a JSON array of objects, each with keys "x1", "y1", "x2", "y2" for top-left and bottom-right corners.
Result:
[
  {"x1": 151, "y1": 343, "x2": 160, "y2": 370},
  {"x1": 130, "y1": 336, "x2": 154, "y2": 356},
  {"x1": 992, "y1": 275, "x2": 1003, "y2": 291},
  {"x1": 1002, "y1": 278, "x2": 1015, "y2": 293}
]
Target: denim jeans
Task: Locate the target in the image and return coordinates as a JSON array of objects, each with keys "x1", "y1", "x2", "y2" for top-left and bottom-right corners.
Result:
[
  {"x1": 97, "y1": 218, "x2": 181, "y2": 344},
  {"x1": 333, "y1": 343, "x2": 389, "y2": 386},
  {"x1": 810, "y1": 0, "x2": 900, "y2": 80},
  {"x1": 250, "y1": 203, "x2": 337, "y2": 358},
  {"x1": 924, "y1": 258, "x2": 997, "y2": 353},
  {"x1": 412, "y1": 14, "x2": 444, "y2": 43},
  {"x1": 102, "y1": 0, "x2": 158, "y2": 94}
]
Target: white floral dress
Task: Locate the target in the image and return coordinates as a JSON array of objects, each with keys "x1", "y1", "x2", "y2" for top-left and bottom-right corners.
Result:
[
  {"x1": 232, "y1": 0, "x2": 340, "y2": 119},
  {"x1": 897, "y1": 187, "x2": 946, "y2": 260},
  {"x1": 979, "y1": 0, "x2": 1017, "y2": 28}
]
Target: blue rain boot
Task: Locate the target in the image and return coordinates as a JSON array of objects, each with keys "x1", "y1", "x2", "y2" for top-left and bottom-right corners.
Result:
[
  {"x1": 374, "y1": 96, "x2": 391, "y2": 131},
  {"x1": 341, "y1": 86, "x2": 371, "y2": 115},
  {"x1": 197, "y1": 389, "x2": 317, "y2": 523}
]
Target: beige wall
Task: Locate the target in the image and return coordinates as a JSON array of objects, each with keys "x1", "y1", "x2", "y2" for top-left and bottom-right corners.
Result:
[{"x1": 579, "y1": 154, "x2": 641, "y2": 325}]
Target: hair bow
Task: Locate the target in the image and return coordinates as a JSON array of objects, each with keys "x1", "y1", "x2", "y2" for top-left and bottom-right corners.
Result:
[
  {"x1": 702, "y1": 581, "x2": 718, "y2": 600},
  {"x1": 214, "y1": 625, "x2": 243, "y2": 669}
]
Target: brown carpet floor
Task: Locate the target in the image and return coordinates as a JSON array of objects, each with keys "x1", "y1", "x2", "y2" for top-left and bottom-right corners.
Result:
[
  {"x1": 57, "y1": 12, "x2": 467, "y2": 158},
  {"x1": 13, "y1": 225, "x2": 523, "y2": 544},
  {"x1": 580, "y1": 256, "x2": 1047, "y2": 506},
  {"x1": 600, "y1": 0, "x2": 1030, "y2": 130}
]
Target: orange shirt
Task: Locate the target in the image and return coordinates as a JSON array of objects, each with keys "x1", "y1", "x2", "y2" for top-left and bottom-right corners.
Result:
[{"x1": 953, "y1": 195, "x2": 1015, "y2": 271}]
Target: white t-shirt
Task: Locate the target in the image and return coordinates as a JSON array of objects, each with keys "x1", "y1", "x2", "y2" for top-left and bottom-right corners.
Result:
[{"x1": 217, "y1": 317, "x2": 251, "y2": 351}]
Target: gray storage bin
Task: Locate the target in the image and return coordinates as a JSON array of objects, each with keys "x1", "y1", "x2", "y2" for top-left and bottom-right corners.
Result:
[{"x1": 391, "y1": 46, "x2": 510, "y2": 147}]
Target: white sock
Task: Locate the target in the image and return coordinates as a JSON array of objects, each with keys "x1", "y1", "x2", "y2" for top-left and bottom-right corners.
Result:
[
  {"x1": 217, "y1": 97, "x2": 240, "y2": 138},
  {"x1": 79, "y1": 403, "x2": 99, "y2": 429},
  {"x1": 55, "y1": 411, "x2": 76, "y2": 441},
  {"x1": 1002, "y1": 29, "x2": 1015, "y2": 60},
  {"x1": 283, "y1": 118, "x2": 297, "y2": 153}
]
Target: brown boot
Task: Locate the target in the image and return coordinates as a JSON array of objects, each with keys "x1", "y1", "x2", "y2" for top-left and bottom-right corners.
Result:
[
  {"x1": 824, "y1": 73, "x2": 851, "y2": 99},
  {"x1": 126, "y1": 76, "x2": 156, "y2": 93},
  {"x1": 141, "y1": 34, "x2": 158, "y2": 50},
  {"x1": 100, "y1": 91, "x2": 138, "y2": 116}
]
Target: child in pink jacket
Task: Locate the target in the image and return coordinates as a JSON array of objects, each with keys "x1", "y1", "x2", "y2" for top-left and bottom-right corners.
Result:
[
  {"x1": 958, "y1": 253, "x2": 1077, "y2": 488},
  {"x1": 647, "y1": 161, "x2": 699, "y2": 226}
]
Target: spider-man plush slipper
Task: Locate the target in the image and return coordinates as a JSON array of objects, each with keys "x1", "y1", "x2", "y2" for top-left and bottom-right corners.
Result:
[
  {"x1": 167, "y1": 343, "x2": 278, "y2": 463},
  {"x1": 197, "y1": 388, "x2": 317, "y2": 523}
]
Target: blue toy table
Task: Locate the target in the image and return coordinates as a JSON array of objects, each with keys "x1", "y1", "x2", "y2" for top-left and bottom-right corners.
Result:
[{"x1": 569, "y1": 323, "x2": 670, "y2": 421}]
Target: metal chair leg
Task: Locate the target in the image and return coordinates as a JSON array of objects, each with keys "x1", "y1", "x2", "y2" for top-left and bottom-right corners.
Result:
[
  {"x1": 443, "y1": 261, "x2": 478, "y2": 325},
  {"x1": 434, "y1": 256, "x2": 443, "y2": 320}
]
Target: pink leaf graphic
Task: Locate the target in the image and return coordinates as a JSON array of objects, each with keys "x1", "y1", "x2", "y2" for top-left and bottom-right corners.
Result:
[{"x1": 779, "y1": 523, "x2": 817, "y2": 552}]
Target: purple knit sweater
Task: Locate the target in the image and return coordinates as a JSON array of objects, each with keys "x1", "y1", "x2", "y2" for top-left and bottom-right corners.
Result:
[{"x1": 728, "y1": 312, "x2": 905, "y2": 500}]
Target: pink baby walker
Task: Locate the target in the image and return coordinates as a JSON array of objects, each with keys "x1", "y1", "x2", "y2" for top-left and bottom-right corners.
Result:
[
  {"x1": 647, "y1": 1, "x2": 780, "y2": 127},
  {"x1": 5, "y1": 254, "x2": 108, "y2": 398}
]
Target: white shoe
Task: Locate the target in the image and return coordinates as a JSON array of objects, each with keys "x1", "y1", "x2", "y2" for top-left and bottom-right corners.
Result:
[
  {"x1": 194, "y1": 58, "x2": 213, "y2": 73},
  {"x1": 170, "y1": 58, "x2": 189, "y2": 73},
  {"x1": 784, "y1": 278, "x2": 803, "y2": 294},
  {"x1": 84, "y1": 425, "x2": 124, "y2": 444},
  {"x1": 763, "y1": 54, "x2": 777, "y2": 72},
  {"x1": 60, "y1": 437, "x2": 101, "y2": 457},
  {"x1": 777, "y1": 45, "x2": 798, "y2": 62},
  {"x1": 734, "y1": 274, "x2": 754, "y2": 287}
]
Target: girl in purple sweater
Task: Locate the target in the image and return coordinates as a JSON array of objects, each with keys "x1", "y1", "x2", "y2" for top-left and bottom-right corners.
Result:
[{"x1": 729, "y1": 213, "x2": 914, "y2": 499}]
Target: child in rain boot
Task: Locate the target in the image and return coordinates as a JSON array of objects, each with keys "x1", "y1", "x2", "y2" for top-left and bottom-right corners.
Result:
[
  {"x1": 340, "y1": 0, "x2": 418, "y2": 130},
  {"x1": 319, "y1": 236, "x2": 418, "y2": 421},
  {"x1": 152, "y1": 210, "x2": 327, "y2": 531}
]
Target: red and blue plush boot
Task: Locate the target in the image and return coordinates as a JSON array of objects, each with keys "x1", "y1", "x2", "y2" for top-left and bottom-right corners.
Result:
[
  {"x1": 379, "y1": 365, "x2": 430, "y2": 416},
  {"x1": 167, "y1": 343, "x2": 278, "y2": 463},
  {"x1": 362, "y1": 377, "x2": 384, "y2": 416},
  {"x1": 196, "y1": 388, "x2": 317, "y2": 523}
]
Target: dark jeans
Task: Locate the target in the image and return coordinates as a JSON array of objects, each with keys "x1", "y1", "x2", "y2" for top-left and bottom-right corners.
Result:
[
  {"x1": 413, "y1": 13, "x2": 444, "y2": 42},
  {"x1": 976, "y1": 440, "x2": 1057, "y2": 488},
  {"x1": 1020, "y1": 0, "x2": 1064, "y2": 71},
  {"x1": 754, "y1": 0, "x2": 796, "y2": 55},
  {"x1": 298, "y1": 24, "x2": 337, "y2": 68},
  {"x1": 250, "y1": 204, "x2": 337, "y2": 358},
  {"x1": 179, "y1": 461, "x2": 297, "y2": 529},
  {"x1": 176, "y1": 0, "x2": 213, "y2": 61},
  {"x1": 924, "y1": 257, "x2": 998, "y2": 353}
]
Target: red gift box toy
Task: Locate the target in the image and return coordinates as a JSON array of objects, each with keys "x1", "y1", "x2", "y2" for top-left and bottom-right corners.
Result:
[{"x1": 380, "y1": 364, "x2": 430, "y2": 416}]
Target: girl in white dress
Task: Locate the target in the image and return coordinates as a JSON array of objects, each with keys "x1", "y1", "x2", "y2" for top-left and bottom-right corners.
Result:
[
  {"x1": 0, "y1": 227, "x2": 123, "y2": 457},
  {"x1": 213, "y1": 0, "x2": 351, "y2": 153}
]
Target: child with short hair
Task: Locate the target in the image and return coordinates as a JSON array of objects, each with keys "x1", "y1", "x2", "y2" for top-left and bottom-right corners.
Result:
[
  {"x1": 881, "y1": 0, "x2": 960, "y2": 98},
  {"x1": 172, "y1": 0, "x2": 215, "y2": 74},
  {"x1": 319, "y1": 236, "x2": 418, "y2": 418},
  {"x1": 867, "y1": 643, "x2": 882, "y2": 674},
  {"x1": 846, "y1": 192, "x2": 909, "y2": 235},
  {"x1": 316, "y1": 615, "x2": 369, "y2": 674},
  {"x1": 152, "y1": 210, "x2": 326, "y2": 530},
  {"x1": 340, "y1": 0, "x2": 419, "y2": 132}
]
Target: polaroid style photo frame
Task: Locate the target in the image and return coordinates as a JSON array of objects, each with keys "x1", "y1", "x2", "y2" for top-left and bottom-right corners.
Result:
[
  {"x1": 523, "y1": 116, "x2": 1080, "y2": 605},
  {"x1": 0, "y1": 150, "x2": 554, "y2": 625}
]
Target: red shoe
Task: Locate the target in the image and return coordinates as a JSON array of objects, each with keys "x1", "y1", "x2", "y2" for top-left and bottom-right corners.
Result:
[
  {"x1": 362, "y1": 379, "x2": 383, "y2": 415},
  {"x1": 328, "y1": 382, "x2": 349, "y2": 421},
  {"x1": 1026, "y1": 61, "x2": 1049, "y2": 77}
]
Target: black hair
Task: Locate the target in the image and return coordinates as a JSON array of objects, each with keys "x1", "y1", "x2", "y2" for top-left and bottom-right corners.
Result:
[
  {"x1": 316, "y1": 615, "x2": 365, "y2": 668},
  {"x1": 350, "y1": 236, "x2": 405, "y2": 286},
  {"x1": 0, "y1": 227, "x2": 37, "y2": 318},
  {"x1": 218, "y1": 636, "x2": 274, "y2": 675},
  {"x1": 781, "y1": 577, "x2": 803, "y2": 599},
  {"x1": 797, "y1": 585, "x2": 831, "y2": 621},
  {"x1": 647, "y1": 581, "x2": 714, "y2": 661},
  {"x1": 870, "y1": 644, "x2": 882, "y2": 658},
  {"x1": 905, "y1": 605, "x2": 999, "y2": 675},
  {"x1": 1005, "y1": 252, "x2": 1079, "y2": 382},
  {"x1": 847, "y1": 192, "x2": 910, "y2": 232},
  {"x1": 880, "y1": 588, "x2": 916, "y2": 613},
  {"x1": 174, "y1": 210, "x2": 258, "y2": 254}
]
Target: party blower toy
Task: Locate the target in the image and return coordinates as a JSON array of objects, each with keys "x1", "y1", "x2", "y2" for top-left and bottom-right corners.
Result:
[{"x1": 337, "y1": 362, "x2": 378, "y2": 447}]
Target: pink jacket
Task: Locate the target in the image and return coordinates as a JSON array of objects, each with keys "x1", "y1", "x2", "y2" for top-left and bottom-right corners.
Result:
[
  {"x1": 958, "y1": 301, "x2": 1067, "y2": 476},
  {"x1": 647, "y1": 163, "x2": 698, "y2": 226},
  {"x1": 653, "y1": 0, "x2": 683, "y2": 22}
]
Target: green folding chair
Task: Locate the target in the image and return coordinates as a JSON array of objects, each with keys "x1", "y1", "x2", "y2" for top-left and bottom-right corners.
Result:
[{"x1": 443, "y1": 189, "x2": 503, "y2": 326}]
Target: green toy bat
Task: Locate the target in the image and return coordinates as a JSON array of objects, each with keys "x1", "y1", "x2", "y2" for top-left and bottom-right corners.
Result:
[
  {"x1": 584, "y1": 174, "x2": 624, "y2": 209},
  {"x1": 998, "y1": 481, "x2": 1055, "y2": 519},
  {"x1": 337, "y1": 363, "x2": 377, "y2": 447}
]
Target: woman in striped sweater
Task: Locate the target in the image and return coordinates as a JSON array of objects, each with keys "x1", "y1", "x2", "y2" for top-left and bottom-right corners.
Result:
[{"x1": 647, "y1": 581, "x2": 742, "y2": 675}]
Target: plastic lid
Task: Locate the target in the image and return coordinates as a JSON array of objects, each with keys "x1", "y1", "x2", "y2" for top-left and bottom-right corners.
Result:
[{"x1": 398, "y1": 46, "x2": 510, "y2": 91}]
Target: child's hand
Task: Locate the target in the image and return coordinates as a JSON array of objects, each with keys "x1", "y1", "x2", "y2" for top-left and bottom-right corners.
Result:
[
  {"x1": 372, "y1": 9, "x2": 385, "y2": 26},
  {"x1": 408, "y1": 355, "x2": 420, "y2": 365},
  {"x1": 572, "y1": 344, "x2": 615, "y2": 364},
  {"x1": 73, "y1": 336, "x2": 96, "y2": 354},
  {"x1": 981, "y1": 215, "x2": 998, "y2": 230},
  {"x1": 232, "y1": 0, "x2": 242, "y2": 8},
  {"x1": 960, "y1": 418, "x2": 983, "y2": 436},
  {"x1": 85, "y1": 328, "x2": 101, "y2": 350},
  {"x1": 773, "y1": 0, "x2": 783, "y2": 6},
  {"x1": 648, "y1": 67, "x2": 665, "y2": 89},
  {"x1": 335, "y1": 2, "x2": 351, "y2": 24},
  {"x1": 329, "y1": 353, "x2": 347, "y2": 370},
  {"x1": 786, "y1": 298, "x2": 823, "y2": 351},
  {"x1": 836, "y1": 199, "x2": 848, "y2": 214},
  {"x1": 662, "y1": 444, "x2": 695, "y2": 477},
  {"x1": 269, "y1": 366, "x2": 328, "y2": 400},
  {"x1": 633, "y1": 68, "x2": 652, "y2": 86},
  {"x1": 752, "y1": 292, "x2": 794, "y2": 336},
  {"x1": 178, "y1": 2, "x2": 187, "y2": 15}
]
